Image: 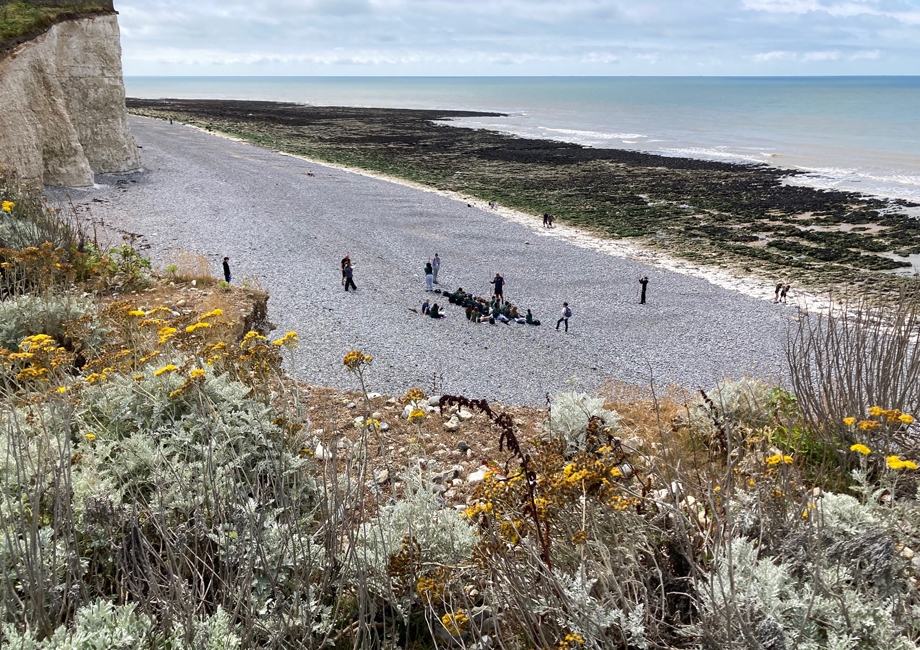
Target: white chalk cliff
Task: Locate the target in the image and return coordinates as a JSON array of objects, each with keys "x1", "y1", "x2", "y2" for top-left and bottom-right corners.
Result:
[{"x1": 0, "y1": 14, "x2": 140, "y2": 187}]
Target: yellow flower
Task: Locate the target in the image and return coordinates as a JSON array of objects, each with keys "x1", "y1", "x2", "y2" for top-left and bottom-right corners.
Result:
[
  {"x1": 403, "y1": 387, "x2": 428, "y2": 403},
  {"x1": 56, "y1": 386, "x2": 66, "y2": 394},
  {"x1": 344, "y1": 349, "x2": 373, "y2": 370},
  {"x1": 764, "y1": 454, "x2": 793, "y2": 466},
  {"x1": 2, "y1": 201, "x2": 15, "y2": 212},
  {"x1": 186, "y1": 322, "x2": 211, "y2": 333},
  {"x1": 887, "y1": 455, "x2": 907, "y2": 469},
  {"x1": 189, "y1": 369, "x2": 206, "y2": 380},
  {"x1": 199, "y1": 308, "x2": 224, "y2": 320},
  {"x1": 241, "y1": 330, "x2": 267, "y2": 349},
  {"x1": 899, "y1": 413, "x2": 915, "y2": 425},
  {"x1": 905, "y1": 460, "x2": 919, "y2": 470},
  {"x1": 441, "y1": 611, "x2": 469, "y2": 636},
  {"x1": 408, "y1": 409, "x2": 426, "y2": 423},
  {"x1": 84, "y1": 433, "x2": 95, "y2": 441},
  {"x1": 364, "y1": 418, "x2": 380, "y2": 429},
  {"x1": 858, "y1": 420, "x2": 880, "y2": 431},
  {"x1": 84, "y1": 372, "x2": 106, "y2": 384},
  {"x1": 272, "y1": 331, "x2": 299, "y2": 347},
  {"x1": 128, "y1": 310, "x2": 146, "y2": 317},
  {"x1": 154, "y1": 364, "x2": 177, "y2": 376},
  {"x1": 869, "y1": 406, "x2": 884, "y2": 417},
  {"x1": 850, "y1": 443, "x2": 871, "y2": 455},
  {"x1": 843, "y1": 417, "x2": 856, "y2": 426}
]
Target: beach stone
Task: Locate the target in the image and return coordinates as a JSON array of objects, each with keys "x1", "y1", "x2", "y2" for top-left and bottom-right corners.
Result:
[
  {"x1": 443, "y1": 416, "x2": 460, "y2": 432},
  {"x1": 372, "y1": 411, "x2": 382, "y2": 420},
  {"x1": 177, "y1": 299, "x2": 186, "y2": 307},
  {"x1": 458, "y1": 409, "x2": 474, "y2": 421},
  {"x1": 314, "y1": 442, "x2": 328, "y2": 461},
  {"x1": 375, "y1": 469, "x2": 390, "y2": 485},
  {"x1": 428, "y1": 395, "x2": 442, "y2": 407},
  {"x1": 467, "y1": 468, "x2": 489, "y2": 486},
  {"x1": 457, "y1": 440, "x2": 470, "y2": 452},
  {"x1": 432, "y1": 468, "x2": 458, "y2": 484},
  {"x1": 380, "y1": 422, "x2": 389, "y2": 431},
  {"x1": 346, "y1": 402, "x2": 356, "y2": 409}
]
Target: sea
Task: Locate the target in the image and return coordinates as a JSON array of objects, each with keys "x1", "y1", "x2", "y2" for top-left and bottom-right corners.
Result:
[{"x1": 124, "y1": 76, "x2": 920, "y2": 207}]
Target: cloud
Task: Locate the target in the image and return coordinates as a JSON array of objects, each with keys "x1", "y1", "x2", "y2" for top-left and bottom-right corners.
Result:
[{"x1": 115, "y1": 0, "x2": 920, "y2": 75}]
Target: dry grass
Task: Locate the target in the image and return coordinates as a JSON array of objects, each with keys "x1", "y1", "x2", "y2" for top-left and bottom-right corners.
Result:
[{"x1": 164, "y1": 248, "x2": 215, "y2": 284}]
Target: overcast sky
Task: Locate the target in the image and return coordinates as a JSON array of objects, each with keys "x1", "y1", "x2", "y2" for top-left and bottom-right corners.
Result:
[{"x1": 117, "y1": 0, "x2": 920, "y2": 76}]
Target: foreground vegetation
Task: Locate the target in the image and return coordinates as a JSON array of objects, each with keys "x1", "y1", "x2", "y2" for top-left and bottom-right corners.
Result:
[
  {"x1": 2, "y1": 176, "x2": 920, "y2": 649},
  {"x1": 128, "y1": 99, "x2": 920, "y2": 296},
  {"x1": 0, "y1": 1, "x2": 112, "y2": 47}
]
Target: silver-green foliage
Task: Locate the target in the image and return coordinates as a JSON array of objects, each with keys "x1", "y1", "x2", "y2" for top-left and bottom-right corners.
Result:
[
  {"x1": 690, "y1": 378, "x2": 778, "y2": 433},
  {"x1": 692, "y1": 486, "x2": 919, "y2": 650},
  {"x1": 0, "y1": 293, "x2": 99, "y2": 351},
  {"x1": 550, "y1": 390, "x2": 621, "y2": 453}
]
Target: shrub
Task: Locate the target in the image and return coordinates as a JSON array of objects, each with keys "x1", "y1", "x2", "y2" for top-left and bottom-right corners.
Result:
[
  {"x1": 690, "y1": 378, "x2": 780, "y2": 434},
  {"x1": 549, "y1": 389, "x2": 621, "y2": 454},
  {"x1": 0, "y1": 292, "x2": 97, "y2": 351}
]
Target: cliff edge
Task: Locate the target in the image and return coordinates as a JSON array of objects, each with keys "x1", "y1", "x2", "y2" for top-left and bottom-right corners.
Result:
[{"x1": 0, "y1": 12, "x2": 140, "y2": 187}]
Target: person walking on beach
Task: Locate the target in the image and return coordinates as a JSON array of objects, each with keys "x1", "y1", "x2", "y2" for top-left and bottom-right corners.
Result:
[
  {"x1": 432, "y1": 254, "x2": 441, "y2": 284},
  {"x1": 556, "y1": 302, "x2": 571, "y2": 332},
  {"x1": 774, "y1": 283, "x2": 783, "y2": 303},
  {"x1": 638, "y1": 276, "x2": 649, "y2": 304},
  {"x1": 341, "y1": 253, "x2": 351, "y2": 286},
  {"x1": 343, "y1": 261, "x2": 357, "y2": 292},
  {"x1": 543, "y1": 213, "x2": 549, "y2": 227},
  {"x1": 425, "y1": 260, "x2": 434, "y2": 291},
  {"x1": 781, "y1": 284, "x2": 790, "y2": 303},
  {"x1": 222, "y1": 257, "x2": 232, "y2": 283},
  {"x1": 548, "y1": 214, "x2": 555, "y2": 228},
  {"x1": 490, "y1": 273, "x2": 505, "y2": 301}
]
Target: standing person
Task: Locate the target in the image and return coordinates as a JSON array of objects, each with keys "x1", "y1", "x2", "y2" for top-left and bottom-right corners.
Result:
[
  {"x1": 343, "y1": 261, "x2": 357, "y2": 292},
  {"x1": 548, "y1": 214, "x2": 555, "y2": 228},
  {"x1": 490, "y1": 273, "x2": 504, "y2": 301},
  {"x1": 556, "y1": 302, "x2": 571, "y2": 332},
  {"x1": 340, "y1": 253, "x2": 350, "y2": 286},
  {"x1": 222, "y1": 257, "x2": 232, "y2": 283},
  {"x1": 638, "y1": 276, "x2": 649, "y2": 304},
  {"x1": 774, "y1": 283, "x2": 783, "y2": 303},
  {"x1": 781, "y1": 284, "x2": 790, "y2": 303},
  {"x1": 543, "y1": 213, "x2": 549, "y2": 227},
  {"x1": 425, "y1": 260, "x2": 434, "y2": 291},
  {"x1": 432, "y1": 253, "x2": 441, "y2": 284}
]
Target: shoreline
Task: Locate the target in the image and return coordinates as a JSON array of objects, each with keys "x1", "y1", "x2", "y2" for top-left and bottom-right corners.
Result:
[
  {"x1": 125, "y1": 99, "x2": 920, "y2": 301},
  {"x1": 176, "y1": 119, "x2": 834, "y2": 312}
]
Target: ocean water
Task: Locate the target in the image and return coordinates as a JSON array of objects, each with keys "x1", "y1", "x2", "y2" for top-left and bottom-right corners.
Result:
[{"x1": 125, "y1": 76, "x2": 920, "y2": 205}]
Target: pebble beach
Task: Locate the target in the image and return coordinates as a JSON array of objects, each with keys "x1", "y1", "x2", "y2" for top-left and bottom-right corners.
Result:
[{"x1": 63, "y1": 115, "x2": 796, "y2": 404}]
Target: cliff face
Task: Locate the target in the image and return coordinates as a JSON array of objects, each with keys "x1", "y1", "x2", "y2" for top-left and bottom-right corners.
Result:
[{"x1": 0, "y1": 14, "x2": 140, "y2": 187}]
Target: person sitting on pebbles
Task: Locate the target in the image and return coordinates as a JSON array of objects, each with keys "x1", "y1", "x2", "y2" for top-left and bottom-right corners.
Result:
[
  {"x1": 421, "y1": 298, "x2": 431, "y2": 315},
  {"x1": 429, "y1": 303, "x2": 445, "y2": 319}
]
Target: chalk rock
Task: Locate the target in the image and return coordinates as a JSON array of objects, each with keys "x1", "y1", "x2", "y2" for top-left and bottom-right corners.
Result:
[
  {"x1": 458, "y1": 409, "x2": 474, "y2": 421},
  {"x1": 443, "y1": 416, "x2": 460, "y2": 432}
]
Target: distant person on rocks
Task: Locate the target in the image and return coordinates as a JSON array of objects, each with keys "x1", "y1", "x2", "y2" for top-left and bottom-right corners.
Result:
[
  {"x1": 432, "y1": 254, "x2": 441, "y2": 284},
  {"x1": 781, "y1": 284, "x2": 790, "y2": 303},
  {"x1": 543, "y1": 213, "x2": 549, "y2": 227},
  {"x1": 169, "y1": 118, "x2": 173, "y2": 125},
  {"x1": 425, "y1": 260, "x2": 434, "y2": 291},
  {"x1": 343, "y1": 261, "x2": 357, "y2": 292},
  {"x1": 421, "y1": 298, "x2": 431, "y2": 315},
  {"x1": 638, "y1": 276, "x2": 649, "y2": 304},
  {"x1": 341, "y1": 253, "x2": 350, "y2": 286},
  {"x1": 548, "y1": 214, "x2": 555, "y2": 228},
  {"x1": 490, "y1": 273, "x2": 505, "y2": 301},
  {"x1": 526, "y1": 309, "x2": 540, "y2": 326},
  {"x1": 556, "y1": 302, "x2": 571, "y2": 332},
  {"x1": 222, "y1": 257, "x2": 232, "y2": 283},
  {"x1": 429, "y1": 303, "x2": 445, "y2": 319},
  {"x1": 774, "y1": 282, "x2": 783, "y2": 303}
]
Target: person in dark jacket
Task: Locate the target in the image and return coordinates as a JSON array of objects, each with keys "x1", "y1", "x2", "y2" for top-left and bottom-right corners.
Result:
[
  {"x1": 343, "y1": 262, "x2": 357, "y2": 292},
  {"x1": 490, "y1": 273, "x2": 504, "y2": 301},
  {"x1": 638, "y1": 276, "x2": 649, "y2": 304},
  {"x1": 222, "y1": 257, "x2": 232, "y2": 283}
]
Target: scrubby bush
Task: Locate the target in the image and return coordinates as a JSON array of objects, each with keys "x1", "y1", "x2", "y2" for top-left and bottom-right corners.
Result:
[
  {"x1": 0, "y1": 292, "x2": 97, "y2": 351},
  {"x1": 690, "y1": 378, "x2": 785, "y2": 434},
  {"x1": 549, "y1": 389, "x2": 621, "y2": 454}
]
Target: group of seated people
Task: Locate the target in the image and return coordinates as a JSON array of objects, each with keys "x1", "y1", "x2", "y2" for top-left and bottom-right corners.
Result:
[
  {"x1": 441, "y1": 288, "x2": 540, "y2": 326},
  {"x1": 420, "y1": 299, "x2": 444, "y2": 319}
]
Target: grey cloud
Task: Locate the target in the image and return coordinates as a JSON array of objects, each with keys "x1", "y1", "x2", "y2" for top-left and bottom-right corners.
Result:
[{"x1": 115, "y1": 0, "x2": 920, "y2": 75}]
